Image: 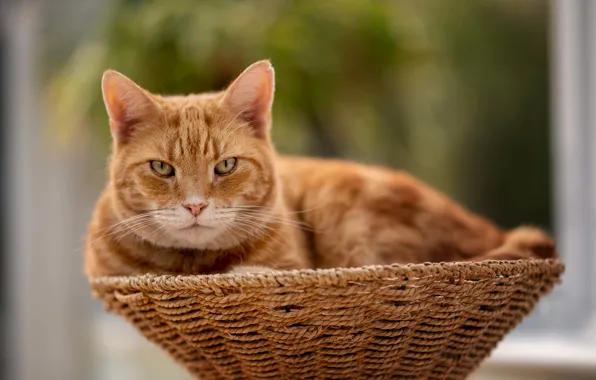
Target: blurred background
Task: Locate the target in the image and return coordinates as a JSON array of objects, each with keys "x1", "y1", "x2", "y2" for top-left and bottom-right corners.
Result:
[{"x1": 1, "y1": 0, "x2": 595, "y2": 379}]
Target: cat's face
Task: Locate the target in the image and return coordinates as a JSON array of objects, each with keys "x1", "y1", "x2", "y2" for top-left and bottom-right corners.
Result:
[{"x1": 102, "y1": 61, "x2": 278, "y2": 250}]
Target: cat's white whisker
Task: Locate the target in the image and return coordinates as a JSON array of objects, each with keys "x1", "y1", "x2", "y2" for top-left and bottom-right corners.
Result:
[
  {"x1": 222, "y1": 202, "x2": 328, "y2": 216},
  {"x1": 94, "y1": 213, "x2": 151, "y2": 236},
  {"x1": 233, "y1": 219, "x2": 288, "y2": 247},
  {"x1": 99, "y1": 221, "x2": 150, "y2": 242},
  {"x1": 236, "y1": 213, "x2": 315, "y2": 232},
  {"x1": 103, "y1": 209, "x2": 173, "y2": 241},
  {"x1": 231, "y1": 222, "x2": 264, "y2": 242},
  {"x1": 112, "y1": 221, "x2": 156, "y2": 243},
  {"x1": 110, "y1": 215, "x2": 156, "y2": 231},
  {"x1": 222, "y1": 225, "x2": 242, "y2": 248},
  {"x1": 141, "y1": 223, "x2": 168, "y2": 242},
  {"x1": 219, "y1": 206, "x2": 309, "y2": 220},
  {"x1": 232, "y1": 216, "x2": 277, "y2": 232}
]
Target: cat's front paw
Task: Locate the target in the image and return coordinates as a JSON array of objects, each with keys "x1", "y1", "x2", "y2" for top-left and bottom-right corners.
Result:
[
  {"x1": 228, "y1": 265, "x2": 273, "y2": 274},
  {"x1": 475, "y1": 247, "x2": 535, "y2": 261}
]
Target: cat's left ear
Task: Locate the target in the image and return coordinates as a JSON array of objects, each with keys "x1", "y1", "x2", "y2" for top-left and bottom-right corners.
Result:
[{"x1": 220, "y1": 60, "x2": 275, "y2": 139}]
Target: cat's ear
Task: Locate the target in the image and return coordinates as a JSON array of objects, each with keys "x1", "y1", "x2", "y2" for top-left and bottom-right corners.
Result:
[
  {"x1": 220, "y1": 60, "x2": 275, "y2": 139},
  {"x1": 101, "y1": 70, "x2": 160, "y2": 143}
]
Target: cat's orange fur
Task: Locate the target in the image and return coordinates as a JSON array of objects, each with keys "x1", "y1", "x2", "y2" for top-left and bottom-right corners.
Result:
[{"x1": 85, "y1": 60, "x2": 557, "y2": 277}]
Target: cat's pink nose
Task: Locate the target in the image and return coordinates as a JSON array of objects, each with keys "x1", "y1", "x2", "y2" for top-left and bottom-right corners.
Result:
[{"x1": 183, "y1": 202, "x2": 208, "y2": 216}]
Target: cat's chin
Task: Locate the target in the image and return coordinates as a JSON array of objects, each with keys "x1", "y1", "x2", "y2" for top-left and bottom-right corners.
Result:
[{"x1": 142, "y1": 225, "x2": 243, "y2": 251}]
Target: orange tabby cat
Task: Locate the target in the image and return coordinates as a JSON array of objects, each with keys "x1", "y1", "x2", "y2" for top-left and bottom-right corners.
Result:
[{"x1": 84, "y1": 60, "x2": 557, "y2": 277}]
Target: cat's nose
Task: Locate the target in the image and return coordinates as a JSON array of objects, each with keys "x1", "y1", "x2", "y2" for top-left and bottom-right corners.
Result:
[{"x1": 183, "y1": 202, "x2": 208, "y2": 216}]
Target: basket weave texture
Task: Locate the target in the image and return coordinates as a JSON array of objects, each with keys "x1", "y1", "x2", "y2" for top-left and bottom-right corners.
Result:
[{"x1": 90, "y1": 259, "x2": 564, "y2": 380}]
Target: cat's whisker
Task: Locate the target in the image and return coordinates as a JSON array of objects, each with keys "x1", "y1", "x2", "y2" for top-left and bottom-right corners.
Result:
[
  {"x1": 105, "y1": 219, "x2": 150, "y2": 236},
  {"x1": 257, "y1": 217, "x2": 317, "y2": 231},
  {"x1": 232, "y1": 216, "x2": 277, "y2": 233},
  {"x1": 86, "y1": 219, "x2": 151, "y2": 246},
  {"x1": 237, "y1": 225, "x2": 285, "y2": 250},
  {"x1": 94, "y1": 208, "x2": 172, "y2": 236},
  {"x1": 222, "y1": 201, "x2": 329, "y2": 216},
  {"x1": 231, "y1": 221, "x2": 265, "y2": 242},
  {"x1": 217, "y1": 207, "x2": 297, "y2": 219},
  {"x1": 222, "y1": 225, "x2": 242, "y2": 248},
  {"x1": 111, "y1": 221, "x2": 156, "y2": 243},
  {"x1": 232, "y1": 217, "x2": 271, "y2": 236},
  {"x1": 141, "y1": 223, "x2": 168, "y2": 243},
  {"x1": 117, "y1": 223, "x2": 159, "y2": 243},
  {"x1": 241, "y1": 213, "x2": 311, "y2": 227},
  {"x1": 235, "y1": 220, "x2": 275, "y2": 239},
  {"x1": 213, "y1": 208, "x2": 316, "y2": 234},
  {"x1": 219, "y1": 207, "x2": 314, "y2": 226},
  {"x1": 219, "y1": 205, "x2": 263, "y2": 210},
  {"x1": 236, "y1": 213, "x2": 315, "y2": 232},
  {"x1": 209, "y1": 215, "x2": 238, "y2": 226},
  {"x1": 233, "y1": 219, "x2": 288, "y2": 248},
  {"x1": 106, "y1": 215, "x2": 163, "y2": 241},
  {"x1": 106, "y1": 217, "x2": 154, "y2": 236},
  {"x1": 93, "y1": 214, "x2": 151, "y2": 236}
]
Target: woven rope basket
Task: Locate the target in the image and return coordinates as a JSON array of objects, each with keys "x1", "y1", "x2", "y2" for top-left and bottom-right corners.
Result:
[{"x1": 90, "y1": 259, "x2": 563, "y2": 380}]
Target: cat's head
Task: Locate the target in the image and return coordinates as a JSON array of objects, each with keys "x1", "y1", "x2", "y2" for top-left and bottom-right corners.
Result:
[{"x1": 102, "y1": 60, "x2": 279, "y2": 250}]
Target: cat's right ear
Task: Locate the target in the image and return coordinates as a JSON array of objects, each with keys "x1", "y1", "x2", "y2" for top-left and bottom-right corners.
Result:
[{"x1": 101, "y1": 70, "x2": 160, "y2": 144}]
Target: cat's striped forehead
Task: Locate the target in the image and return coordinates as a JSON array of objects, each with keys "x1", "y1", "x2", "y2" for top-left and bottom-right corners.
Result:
[
  {"x1": 158, "y1": 92, "x2": 222, "y2": 128},
  {"x1": 155, "y1": 94, "x2": 244, "y2": 164},
  {"x1": 168, "y1": 107, "x2": 221, "y2": 161}
]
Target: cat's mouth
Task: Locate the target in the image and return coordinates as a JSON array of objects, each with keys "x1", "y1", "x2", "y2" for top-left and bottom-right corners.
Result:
[{"x1": 180, "y1": 222, "x2": 213, "y2": 231}]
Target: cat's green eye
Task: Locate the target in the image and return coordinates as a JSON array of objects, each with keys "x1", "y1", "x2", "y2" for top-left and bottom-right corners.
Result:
[
  {"x1": 214, "y1": 158, "x2": 237, "y2": 176},
  {"x1": 150, "y1": 160, "x2": 175, "y2": 177}
]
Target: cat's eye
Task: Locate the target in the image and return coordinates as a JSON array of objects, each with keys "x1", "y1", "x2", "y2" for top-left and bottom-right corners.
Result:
[
  {"x1": 150, "y1": 160, "x2": 175, "y2": 177},
  {"x1": 214, "y1": 158, "x2": 237, "y2": 176}
]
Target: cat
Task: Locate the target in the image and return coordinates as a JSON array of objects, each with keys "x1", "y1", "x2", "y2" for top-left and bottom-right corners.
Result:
[{"x1": 84, "y1": 60, "x2": 557, "y2": 277}]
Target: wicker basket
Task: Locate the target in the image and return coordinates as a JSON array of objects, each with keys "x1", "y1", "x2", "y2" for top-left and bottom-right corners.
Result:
[{"x1": 90, "y1": 259, "x2": 564, "y2": 380}]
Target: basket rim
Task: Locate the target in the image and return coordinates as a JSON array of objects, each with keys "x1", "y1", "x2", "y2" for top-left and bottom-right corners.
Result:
[{"x1": 89, "y1": 259, "x2": 564, "y2": 294}]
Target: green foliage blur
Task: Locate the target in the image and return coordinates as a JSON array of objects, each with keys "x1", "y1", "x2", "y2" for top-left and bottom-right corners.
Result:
[{"x1": 48, "y1": 0, "x2": 551, "y2": 230}]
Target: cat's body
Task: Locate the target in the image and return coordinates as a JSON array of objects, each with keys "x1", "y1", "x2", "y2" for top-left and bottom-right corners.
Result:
[{"x1": 85, "y1": 60, "x2": 556, "y2": 277}]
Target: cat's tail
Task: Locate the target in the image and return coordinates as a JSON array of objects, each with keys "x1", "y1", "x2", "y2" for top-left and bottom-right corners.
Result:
[{"x1": 472, "y1": 226, "x2": 558, "y2": 261}]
